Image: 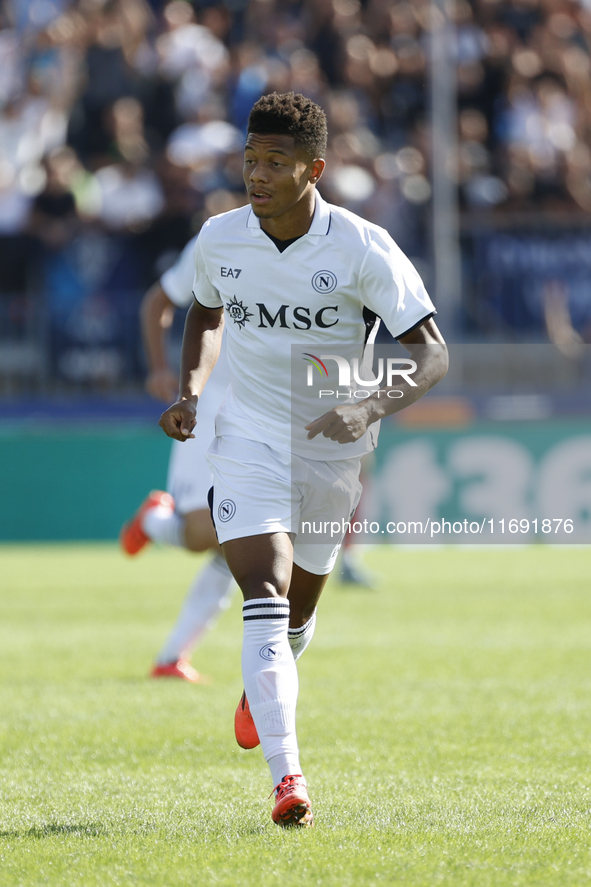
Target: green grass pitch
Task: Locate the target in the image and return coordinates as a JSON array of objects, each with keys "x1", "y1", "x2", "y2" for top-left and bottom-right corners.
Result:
[{"x1": 1, "y1": 543, "x2": 591, "y2": 886}]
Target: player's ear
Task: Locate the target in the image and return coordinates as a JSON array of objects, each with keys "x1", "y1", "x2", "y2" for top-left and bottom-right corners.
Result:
[{"x1": 309, "y1": 158, "x2": 325, "y2": 185}]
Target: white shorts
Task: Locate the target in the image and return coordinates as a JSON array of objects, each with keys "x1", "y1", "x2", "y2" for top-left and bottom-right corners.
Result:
[
  {"x1": 167, "y1": 386, "x2": 222, "y2": 515},
  {"x1": 206, "y1": 435, "x2": 362, "y2": 575}
]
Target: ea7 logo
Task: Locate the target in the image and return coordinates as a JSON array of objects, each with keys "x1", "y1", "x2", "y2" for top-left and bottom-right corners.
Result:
[{"x1": 221, "y1": 267, "x2": 242, "y2": 278}]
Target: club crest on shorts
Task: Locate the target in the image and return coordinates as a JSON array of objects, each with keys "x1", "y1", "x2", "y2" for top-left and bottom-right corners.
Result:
[
  {"x1": 226, "y1": 295, "x2": 252, "y2": 328},
  {"x1": 260, "y1": 644, "x2": 282, "y2": 661},
  {"x1": 311, "y1": 270, "x2": 337, "y2": 294},
  {"x1": 218, "y1": 499, "x2": 236, "y2": 522}
]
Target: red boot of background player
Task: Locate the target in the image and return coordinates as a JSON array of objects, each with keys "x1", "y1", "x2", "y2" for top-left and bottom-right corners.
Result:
[
  {"x1": 150, "y1": 659, "x2": 204, "y2": 683},
  {"x1": 120, "y1": 490, "x2": 174, "y2": 556}
]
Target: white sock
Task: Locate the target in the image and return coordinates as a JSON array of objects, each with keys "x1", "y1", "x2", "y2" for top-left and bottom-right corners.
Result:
[
  {"x1": 288, "y1": 611, "x2": 317, "y2": 661},
  {"x1": 156, "y1": 555, "x2": 234, "y2": 664},
  {"x1": 242, "y1": 598, "x2": 302, "y2": 788},
  {"x1": 142, "y1": 505, "x2": 184, "y2": 547}
]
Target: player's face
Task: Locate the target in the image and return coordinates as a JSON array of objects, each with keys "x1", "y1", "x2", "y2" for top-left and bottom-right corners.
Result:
[{"x1": 243, "y1": 133, "x2": 322, "y2": 222}]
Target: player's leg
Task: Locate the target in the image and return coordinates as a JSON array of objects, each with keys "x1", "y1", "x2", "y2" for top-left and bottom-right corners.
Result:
[
  {"x1": 120, "y1": 489, "x2": 184, "y2": 554},
  {"x1": 338, "y1": 458, "x2": 375, "y2": 587},
  {"x1": 286, "y1": 562, "x2": 327, "y2": 659},
  {"x1": 207, "y1": 435, "x2": 327, "y2": 824},
  {"x1": 339, "y1": 539, "x2": 375, "y2": 588},
  {"x1": 152, "y1": 521, "x2": 233, "y2": 677},
  {"x1": 182, "y1": 509, "x2": 218, "y2": 552},
  {"x1": 234, "y1": 562, "x2": 325, "y2": 749},
  {"x1": 142, "y1": 438, "x2": 234, "y2": 681},
  {"x1": 288, "y1": 454, "x2": 364, "y2": 656},
  {"x1": 151, "y1": 507, "x2": 233, "y2": 679},
  {"x1": 120, "y1": 438, "x2": 217, "y2": 555},
  {"x1": 222, "y1": 531, "x2": 316, "y2": 826}
]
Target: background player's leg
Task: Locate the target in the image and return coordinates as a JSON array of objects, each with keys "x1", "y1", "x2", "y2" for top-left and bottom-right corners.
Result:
[
  {"x1": 142, "y1": 500, "x2": 184, "y2": 547},
  {"x1": 223, "y1": 533, "x2": 306, "y2": 789},
  {"x1": 182, "y1": 509, "x2": 219, "y2": 552},
  {"x1": 338, "y1": 459, "x2": 375, "y2": 587},
  {"x1": 120, "y1": 491, "x2": 183, "y2": 553},
  {"x1": 150, "y1": 508, "x2": 233, "y2": 681},
  {"x1": 154, "y1": 553, "x2": 234, "y2": 666},
  {"x1": 141, "y1": 504, "x2": 220, "y2": 551}
]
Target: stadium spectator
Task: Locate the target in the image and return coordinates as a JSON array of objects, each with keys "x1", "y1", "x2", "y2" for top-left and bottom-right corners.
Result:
[{"x1": 28, "y1": 149, "x2": 80, "y2": 250}]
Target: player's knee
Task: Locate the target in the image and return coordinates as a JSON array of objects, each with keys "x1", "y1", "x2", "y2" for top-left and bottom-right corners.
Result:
[{"x1": 239, "y1": 577, "x2": 288, "y2": 601}]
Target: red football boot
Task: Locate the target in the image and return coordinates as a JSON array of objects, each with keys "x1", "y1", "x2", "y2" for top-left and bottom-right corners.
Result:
[
  {"x1": 120, "y1": 490, "x2": 174, "y2": 556},
  {"x1": 234, "y1": 690, "x2": 260, "y2": 749},
  {"x1": 271, "y1": 775, "x2": 314, "y2": 828},
  {"x1": 150, "y1": 659, "x2": 204, "y2": 684}
]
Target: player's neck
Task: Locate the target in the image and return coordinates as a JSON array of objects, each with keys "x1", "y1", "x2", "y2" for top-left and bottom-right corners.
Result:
[{"x1": 260, "y1": 189, "x2": 316, "y2": 241}]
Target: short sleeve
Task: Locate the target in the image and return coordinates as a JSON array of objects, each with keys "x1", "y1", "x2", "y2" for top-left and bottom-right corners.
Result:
[
  {"x1": 160, "y1": 235, "x2": 198, "y2": 308},
  {"x1": 359, "y1": 233, "x2": 435, "y2": 339},
  {"x1": 192, "y1": 233, "x2": 223, "y2": 309}
]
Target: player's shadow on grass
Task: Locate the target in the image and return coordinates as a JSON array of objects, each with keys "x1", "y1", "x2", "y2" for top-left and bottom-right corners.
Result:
[{"x1": 0, "y1": 823, "x2": 106, "y2": 839}]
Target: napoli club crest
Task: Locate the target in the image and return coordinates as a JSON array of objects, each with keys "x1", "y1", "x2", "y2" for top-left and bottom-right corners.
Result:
[{"x1": 218, "y1": 499, "x2": 236, "y2": 522}]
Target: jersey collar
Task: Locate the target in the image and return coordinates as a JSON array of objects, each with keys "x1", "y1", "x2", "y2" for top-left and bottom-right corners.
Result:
[{"x1": 246, "y1": 191, "x2": 331, "y2": 236}]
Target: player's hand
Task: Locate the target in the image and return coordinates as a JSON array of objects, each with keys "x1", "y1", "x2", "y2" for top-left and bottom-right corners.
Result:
[
  {"x1": 159, "y1": 397, "x2": 197, "y2": 441},
  {"x1": 305, "y1": 403, "x2": 372, "y2": 444},
  {"x1": 146, "y1": 368, "x2": 178, "y2": 403}
]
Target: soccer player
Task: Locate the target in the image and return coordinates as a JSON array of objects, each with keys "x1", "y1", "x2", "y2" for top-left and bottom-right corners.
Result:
[
  {"x1": 159, "y1": 93, "x2": 448, "y2": 826},
  {"x1": 120, "y1": 234, "x2": 234, "y2": 683}
]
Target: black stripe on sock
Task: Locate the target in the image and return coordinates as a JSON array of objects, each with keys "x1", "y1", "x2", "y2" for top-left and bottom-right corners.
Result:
[
  {"x1": 243, "y1": 600, "x2": 289, "y2": 608},
  {"x1": 243, "y1": 613, "x2": 290, "y2": 621},
  {"x1": 243, "y1": 602, "x2": 289, "y2": 612},
  {"x1": 288, "y1": 626, "x2": 308, "y2": 638}
]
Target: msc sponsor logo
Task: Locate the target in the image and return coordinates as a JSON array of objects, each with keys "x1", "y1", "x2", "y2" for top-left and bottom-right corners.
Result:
[
  {"x1": 226, "y1": 296, "x2": 253, "y2": 328},
  {"x1": 259, "y1": 644, "x2": 282, "y2": 661},
  {"x1": 312, "y1": 270, "x2": 337, "y2": 294},
  {"x1": 218, "y1": 499, "x2": 236, "y2": 522},
  {"x1": 257, "y1": 304, "x2": 338, "y2": 329}
]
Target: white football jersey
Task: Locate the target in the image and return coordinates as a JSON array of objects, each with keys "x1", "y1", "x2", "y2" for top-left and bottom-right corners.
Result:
[
  {"x1": 160, "y1": 235, "x2": 230, "y2": 401},
  {"x1": 160, "y1": 236, "x2": 199, "y2": 310},
  {"x1": 193, "y1": 192, "x2": 435, "y2": 460}
]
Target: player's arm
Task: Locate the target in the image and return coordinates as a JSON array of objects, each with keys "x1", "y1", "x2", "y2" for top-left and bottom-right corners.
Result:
[
  {"x1": 141, "y1": 281, "x2": 179, "y2": 403},
  {"x1": 306, "y1": 317, "x2": 448, "y2": 444},
  {"x1": 159, "y1": 300, "x2": 224, "y2": 442}
]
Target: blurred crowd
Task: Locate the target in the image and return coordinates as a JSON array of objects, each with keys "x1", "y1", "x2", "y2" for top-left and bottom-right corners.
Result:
[
  {"x1": 2, "y1": 0, "x2": 591, "y2": 386},
  {"x1": 5, "y1": 0, "x2": 591, "y2": 248}
]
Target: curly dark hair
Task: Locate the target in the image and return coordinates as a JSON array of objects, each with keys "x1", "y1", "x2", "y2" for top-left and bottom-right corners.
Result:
[{"x1": 247, "y1": 92, "x2": 328, "y2": 160}]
